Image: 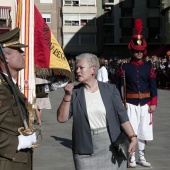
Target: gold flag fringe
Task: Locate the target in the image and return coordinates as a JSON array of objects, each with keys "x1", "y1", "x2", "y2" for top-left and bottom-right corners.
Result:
[{"x1": 34, "y1": 66, "x2": 73, "y2": 81}]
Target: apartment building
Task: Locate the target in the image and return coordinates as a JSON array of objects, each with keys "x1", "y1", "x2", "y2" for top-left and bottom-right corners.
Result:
[{"x1": 62, "y1": 0, "x2": 98, "y2": 57}]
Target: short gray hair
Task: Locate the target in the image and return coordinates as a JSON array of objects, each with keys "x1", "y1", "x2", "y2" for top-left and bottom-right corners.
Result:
[{"x1": 76, "y1": 53, "x2": 99, "y2": 76}]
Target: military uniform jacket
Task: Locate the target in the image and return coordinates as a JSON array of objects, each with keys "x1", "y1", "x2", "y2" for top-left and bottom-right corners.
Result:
[
  {"x1": 0, "y1": 72, "x2": 32, "y2": 163},
  {"x1": 69, "y1": 81, "x2": 129, "y2": 154},
  {"x1": 116, "y1": 60, "x2": 157, "y2": 106}
]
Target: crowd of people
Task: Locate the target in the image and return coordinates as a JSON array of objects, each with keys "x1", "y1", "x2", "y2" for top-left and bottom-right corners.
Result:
[
  {"x1": 69, "y1": 53, "x2": 170, "y2": 90},
  {"x1": 144, "y1": 54, "x2": 170, "y2": 89}
]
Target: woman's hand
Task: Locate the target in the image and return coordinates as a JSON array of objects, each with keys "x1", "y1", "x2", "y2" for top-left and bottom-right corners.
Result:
[
  {"x1": 121, "y1": 121, "x2": 138, "y2": 156},
  {"x1": 64, "y1": 83, "x2": 74, "y2": 96},
  {"x1": 57, "y1": 83, "x2": 74, "y2": 123},
  {"x1": 128, "y1": 137, "x2": 138, "y2": 156}
]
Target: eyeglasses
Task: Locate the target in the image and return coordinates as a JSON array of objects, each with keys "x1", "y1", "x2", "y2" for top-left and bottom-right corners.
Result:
[{"x1": 133, "y1": 50, "x2": 144, "y2": 54}]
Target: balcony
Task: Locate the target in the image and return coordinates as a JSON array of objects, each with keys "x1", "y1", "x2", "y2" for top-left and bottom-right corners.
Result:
[{"x1": 103, "y1": 0, "x2": 114, "y2": 6}]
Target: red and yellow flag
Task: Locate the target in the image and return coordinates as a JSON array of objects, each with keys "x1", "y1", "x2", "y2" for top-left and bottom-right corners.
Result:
[{"x1": 34, "y1": 6, "x2": 71, "y2": 77}]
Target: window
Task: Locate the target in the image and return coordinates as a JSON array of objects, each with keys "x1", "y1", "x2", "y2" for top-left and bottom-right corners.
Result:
[
  {"x1": 80, "y1": 14, "x2": 96, "y2": 26},
  {"x1": 80, "y1": 0, "x2": 96, "y2": 6},
  {"x1": 63, "y1": 14, "x2": 96, "y2": 26},
  {"x1": 104, "y1": 30, "x2": 114, "y2": 43},
  {"x1": 63, "y1": 0, "x2": 96, "y2": 6},
  {"x1": 121, "y1": 28, "x2": 132, "y2": 37},
  {"x1": 64, "y1": 20, "x2": 79, "y2": 26},
  {"x1": 120, "y1": 27, "x2": 132, "y2": 43},
  {"x1": 147, "y1": 27, "x2": 160, "y2": 43},
  {"x1": 147, "y1": 0, "x2": 160, "y2": 8},
  {"x1": 120, "y1": 18, "x2": 134, "y2": 28},
  {"x1": 42, "y1": 14, "x2": 51, "y2": 23},
  {"x1": 63, "y1": 0, "x2": 79, "y2": 6},
  {"x1": 121, "y1": 8, "x2": 133, "y2": 17},
  {"x1": 119, "y1": 0, "x2": 134, "y2": 8},
  {"x1": 147, "y1": 17, "x2": 160, "y2": 28},
  {"x1": 40, "y1": 0, "x2": 53, "y2": 3},
  {"x1": 80, "y1": 19, "x2": 95, "y2": 26},
  {"x1": 63, "y1": 14, "x2": 79, "y2": 26},
  {"x1": 148, "y1": 28, "x2": 159, "y2": 38}
]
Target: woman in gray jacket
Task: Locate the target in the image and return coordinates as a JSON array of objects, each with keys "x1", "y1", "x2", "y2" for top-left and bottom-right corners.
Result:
[{"x1": 57, "y1": 53, "x2": 137, "y2": 170}]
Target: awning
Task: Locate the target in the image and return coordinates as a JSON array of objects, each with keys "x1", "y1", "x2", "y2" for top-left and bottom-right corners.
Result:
[{"x1": 0, "y1": 7, "x2": 10, "y2": 20}]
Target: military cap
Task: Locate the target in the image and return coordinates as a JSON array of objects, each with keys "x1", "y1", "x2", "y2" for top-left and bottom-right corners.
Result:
[{"x1": 0, "y1": 27, "x2": 28, "y2": 48}]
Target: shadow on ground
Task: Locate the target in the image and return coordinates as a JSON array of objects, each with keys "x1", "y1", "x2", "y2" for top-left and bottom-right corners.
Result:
[{"x1": 51, "y1": 136, "x2": 72, "y2": 149}]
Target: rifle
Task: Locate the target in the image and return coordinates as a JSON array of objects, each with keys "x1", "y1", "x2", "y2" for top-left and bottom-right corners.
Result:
[{"x1": 122, "y1": 70, "x2": 127, "y2": 109}]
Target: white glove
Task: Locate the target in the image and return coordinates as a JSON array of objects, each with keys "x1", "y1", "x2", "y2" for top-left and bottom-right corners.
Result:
[{"x1": 17, "y1": 132, "x2": 37, "y2": 151}]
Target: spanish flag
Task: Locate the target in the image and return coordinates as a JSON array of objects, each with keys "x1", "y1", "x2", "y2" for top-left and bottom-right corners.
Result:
[{"x1": 34, "y1": 6, "x2": 71, "y2": 78}]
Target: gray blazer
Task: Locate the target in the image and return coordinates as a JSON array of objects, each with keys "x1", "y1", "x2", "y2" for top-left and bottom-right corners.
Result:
[{"x1": 69, "y1": 81, "x2": 129, "y2": 154}]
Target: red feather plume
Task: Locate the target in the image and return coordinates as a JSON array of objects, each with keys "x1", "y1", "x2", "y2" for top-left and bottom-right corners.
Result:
[{"x1": 134, "y1": 19, "x2": 143, "y2": 35}]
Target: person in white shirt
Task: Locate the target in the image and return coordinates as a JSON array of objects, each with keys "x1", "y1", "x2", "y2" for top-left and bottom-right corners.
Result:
[{"x1": 97, "y1": 57, "x2": 109, "y2": 82}]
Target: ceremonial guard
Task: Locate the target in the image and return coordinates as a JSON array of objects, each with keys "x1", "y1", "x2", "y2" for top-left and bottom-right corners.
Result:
[
  {"x1": 116, "y1": 19, "x2": 158, "y2": 168},
  {"x1": 0, "y1": 28, "x2": 36, "y2": 170}
]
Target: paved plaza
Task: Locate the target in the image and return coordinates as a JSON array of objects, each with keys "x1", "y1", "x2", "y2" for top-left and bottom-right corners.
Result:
[{"x1": 33, "y1": 86, "x2": 170, "y2": 170}]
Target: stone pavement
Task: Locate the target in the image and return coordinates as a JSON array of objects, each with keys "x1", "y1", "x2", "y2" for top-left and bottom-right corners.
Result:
[{"x1": 33, "y1": 87, "x2": 170, "y2": 170}]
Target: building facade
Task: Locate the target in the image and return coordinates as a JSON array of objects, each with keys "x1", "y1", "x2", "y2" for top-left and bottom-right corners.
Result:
[
  {"x1": 1, "y1": 0, "x2": 170, "y2": 58},
  {"x1": 98, "y1": 0, "x2": 170, "y2": 58},
  {"x1": 62, "y1": 0, "x2": 97, "y2": 57},
  {"x1": 32, "y1": 0, "x2": 170, "y2": 58}
]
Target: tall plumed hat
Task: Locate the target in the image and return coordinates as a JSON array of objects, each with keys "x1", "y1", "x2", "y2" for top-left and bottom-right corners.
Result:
[{"x1": 128, "y1": 19, "x2": 147, "y2": 54}]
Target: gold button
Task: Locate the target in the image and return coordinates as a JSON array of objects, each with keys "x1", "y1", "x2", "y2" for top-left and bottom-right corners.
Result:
[
  {"x1": 4, "y1": 154, "x2": 7, "y2": 156},
  {"x1": 13, "y1": 158, "x2": 15, "y2": 160}
]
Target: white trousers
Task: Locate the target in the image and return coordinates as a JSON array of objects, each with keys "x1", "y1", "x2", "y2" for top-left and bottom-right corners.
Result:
[{"x1": 126, "y1": 103, "x2": 153, "y2": 141}]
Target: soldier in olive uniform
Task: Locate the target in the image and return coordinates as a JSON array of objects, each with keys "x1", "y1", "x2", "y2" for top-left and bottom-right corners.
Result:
[{"x1": 0, "y1": 28, "x2": 36, "y2": 170}]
